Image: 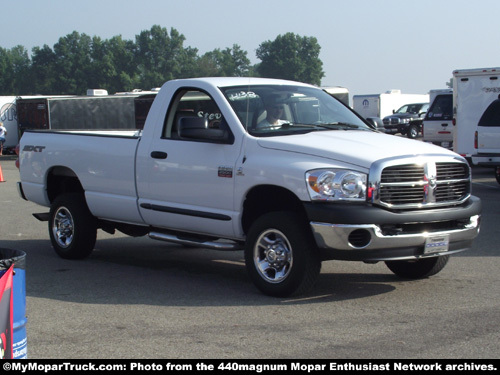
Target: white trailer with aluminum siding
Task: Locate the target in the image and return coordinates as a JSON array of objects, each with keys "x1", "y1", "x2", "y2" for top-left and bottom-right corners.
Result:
[{"x1": 0, "y1": 96, "x2": 19, "y2": 153}]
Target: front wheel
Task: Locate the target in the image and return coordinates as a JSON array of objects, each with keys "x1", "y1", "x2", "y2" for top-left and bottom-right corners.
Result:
[
  {"x1": 49, "y1": 193, "x2": 97, "y2": 259},
  {"x1": 385, "y1": 255, "x2": 449, "y2": 279},
  {"x1": 245, "y1": 211, "x2": 321, "y2": 297},
  {"x1": 495, "y1": 166, "x2": 500, "y2": 185},
  {"x1": 407, "y1": 124, "x2": 419, "y2": 139}
]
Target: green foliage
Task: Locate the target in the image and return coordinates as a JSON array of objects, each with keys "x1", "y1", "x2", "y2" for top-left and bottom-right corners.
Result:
[
  {"x1": 196, "y1": 45, "x2": 251, "y2": 77},
  {"x1": 256, "y1": 33, "x2": 324, "y2": 85},
  {"x1": 0, "y1": 26, "x2": 324, "y2": 95},
  {"x1": 0, "y1": 45, "x2": 31, "y2": 94}
]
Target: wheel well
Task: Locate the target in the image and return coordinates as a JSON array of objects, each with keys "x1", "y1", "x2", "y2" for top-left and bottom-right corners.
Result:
[
  {"x1": 241, "y1": 185, "x2": 307, "y2": 235},
  {"x1": 46, "y1": 167, "x2": 84, "y2": 203}
]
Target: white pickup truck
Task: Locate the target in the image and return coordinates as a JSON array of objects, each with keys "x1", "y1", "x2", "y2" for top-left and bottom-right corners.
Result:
[{"x1": 17, "y1": 77, "x2": 481, "y2": 297}]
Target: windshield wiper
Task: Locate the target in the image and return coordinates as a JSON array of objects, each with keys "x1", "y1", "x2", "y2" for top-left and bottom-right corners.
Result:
[
  {"x1": 281, "y1": 122, "x2": 360, "y2": 129},
  {"x1": 312, "y1": 122, "x2": 361, "y2": 130},
  {"x1": 250, "y1": 122, "x2": 363, "y2": 136}
]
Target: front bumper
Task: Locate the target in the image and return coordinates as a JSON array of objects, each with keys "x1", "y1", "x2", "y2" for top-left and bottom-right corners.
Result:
[
  {"x1": 383, "y1": 125, "x2": 399, "y2": 134},
  {"x1": 305, "y1": 197, "x2": 481, "y2": 261}
]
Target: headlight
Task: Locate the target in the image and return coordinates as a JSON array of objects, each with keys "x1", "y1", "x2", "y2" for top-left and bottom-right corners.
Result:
[{"x1": 306, "y1": 169, "x2": 367, "y2": 201}]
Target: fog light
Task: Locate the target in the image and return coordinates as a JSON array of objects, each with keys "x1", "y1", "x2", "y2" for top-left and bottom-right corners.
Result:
[{"x1": 348, "y1": 229, "x2": 371, "y2": 248}]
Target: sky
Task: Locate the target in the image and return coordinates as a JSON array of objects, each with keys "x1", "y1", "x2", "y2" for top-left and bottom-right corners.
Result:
[{"x1": 2, "y1": 0, "x2": 500, "y2": 98}]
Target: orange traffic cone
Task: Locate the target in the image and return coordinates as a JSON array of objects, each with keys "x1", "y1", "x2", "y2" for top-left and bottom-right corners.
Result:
[{"x1": 0, "y1": 163, "x2": 5, "y2": 182}]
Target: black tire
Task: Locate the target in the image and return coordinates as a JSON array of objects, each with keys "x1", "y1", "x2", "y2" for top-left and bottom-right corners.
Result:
[
  {"x1": 385, "y1": 255, "x2": 450, "y2": 279},
  {"x1": 49, "y1": 193, "x2": 97, "y2": 259},
  {"x1": 407, "y1": 124, "x2": 419, "y2": 139},
  {"x1": 245, "y1": 211, "x2": 321, "y2": 297}
]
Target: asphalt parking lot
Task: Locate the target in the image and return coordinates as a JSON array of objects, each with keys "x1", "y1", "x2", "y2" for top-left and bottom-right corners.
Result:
[{"x1": 0, "y1": 157, "x2": 499, "y2": 359}]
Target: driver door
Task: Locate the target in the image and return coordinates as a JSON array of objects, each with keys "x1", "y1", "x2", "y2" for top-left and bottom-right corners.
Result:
[{"x1": 136, "y1": 89, "x2": 240, "y2": 238}]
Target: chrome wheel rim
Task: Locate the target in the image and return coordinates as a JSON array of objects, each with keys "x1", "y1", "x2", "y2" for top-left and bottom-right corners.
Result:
[
  {"x1": 52, "y1": 207, "x2": 74, "y2": 248},
  {"x1": 253, "y1": 229, "x2": 293, "y2": 283}
]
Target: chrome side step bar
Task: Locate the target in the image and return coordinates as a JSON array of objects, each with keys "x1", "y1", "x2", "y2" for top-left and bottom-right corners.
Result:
[{"x1": 148, "y1": 231, "x2": 243, "y2": 251}]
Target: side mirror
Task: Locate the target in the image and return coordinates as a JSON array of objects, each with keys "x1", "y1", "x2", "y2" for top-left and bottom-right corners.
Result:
[
  {"x1": 365, "y1": 118, "x2": 377, "y2": 129},
  {"x1": 178, "y1": 117, "x2": 232, "y2": 143}
]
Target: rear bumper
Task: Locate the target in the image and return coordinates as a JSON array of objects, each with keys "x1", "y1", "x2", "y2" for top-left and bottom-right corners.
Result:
[
  {"x1": 425, "y1": 140, "x2": 453, "y2": 149},
  {"x1": 17, "y1": 182, "x2": 27, "y2": 201},
  {"x1": 305, "y1": 197, "x2": 481, "y2": 261},
  {"x1": 472, "y1": 154, "x2": 500, "y2": 166}
]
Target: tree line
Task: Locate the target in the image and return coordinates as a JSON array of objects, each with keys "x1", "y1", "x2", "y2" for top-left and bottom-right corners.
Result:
[{"x1": 0, "y1": 25, "x2": 324, "y2": 96}]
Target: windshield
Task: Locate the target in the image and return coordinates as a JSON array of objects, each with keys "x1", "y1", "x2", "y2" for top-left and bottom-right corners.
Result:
[
  {"x1": 395, "y1": 103, "x2": 428, "y2": 114},
  {"x1": 221, "y1": 84, "x2": 371, "y2": 136}
]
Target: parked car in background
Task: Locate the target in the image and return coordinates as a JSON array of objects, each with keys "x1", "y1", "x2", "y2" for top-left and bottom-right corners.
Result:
[
  {"x1": 353, "y1": 90, "x2": 428, "y2": 125},
  {"x1": 383, "y1": 102, "x2": 429, "y2": 136},
  {"x1": 422, "y1": 89, "x2": 453, "y2": 149},
  {"x1": 453, "y1": 67, "x2": 500, "y2": 184}
]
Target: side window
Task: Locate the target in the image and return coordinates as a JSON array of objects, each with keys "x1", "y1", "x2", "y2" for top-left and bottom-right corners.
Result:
[
  {"x1": 163, "y1": 89, "x2": 232, "y2": 142},
  {"x1": 478, "y1": 97, "x2": 500, "y2": 127}
]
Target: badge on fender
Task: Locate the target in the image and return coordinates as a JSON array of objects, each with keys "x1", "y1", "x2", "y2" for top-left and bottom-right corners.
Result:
[{"x1": 218, "y1": 166, "x2": 233, "y2": 178}]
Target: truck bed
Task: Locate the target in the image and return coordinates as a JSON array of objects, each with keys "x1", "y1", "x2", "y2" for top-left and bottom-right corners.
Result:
[{"x1": 19, "y1": 130, "x2": 143, "y2": 224}]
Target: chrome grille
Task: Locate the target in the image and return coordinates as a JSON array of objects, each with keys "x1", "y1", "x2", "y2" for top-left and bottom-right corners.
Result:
[
  {"x1": 435, "y1": 162, "x2": 469, "y2": 202},
  {"x1": 436, "y1": 163, "x2": 469, "y2": 180},
  {"x1": 371, "y1": 157, "x2": 471, "y2": 209},
  {"x1": 381, "y1": 164, "x2": 424, "y2": 182},
  {"x1": 382, "y1": 117, "x2": 401, "y2": 125}
]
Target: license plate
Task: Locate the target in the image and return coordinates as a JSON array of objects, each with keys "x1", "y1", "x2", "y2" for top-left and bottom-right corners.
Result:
[
  {"x1": 441, "y1": 142, "x2": 450, "y2": 148},
  {"x1": 424, "y1": 234, "x2": 449, "y2": 254}
]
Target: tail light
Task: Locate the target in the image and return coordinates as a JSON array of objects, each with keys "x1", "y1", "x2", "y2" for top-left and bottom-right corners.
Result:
[
  {"x1": 474, "y1": 131, "x2": 478, "y2": 149},
  {"x1": 15, "y1": 144, "x2": 20, "y2": 169}
]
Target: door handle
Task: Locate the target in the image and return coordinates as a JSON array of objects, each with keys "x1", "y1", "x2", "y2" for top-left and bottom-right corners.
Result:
[{"x1": 151, "y1": 151, "x2": 168, "y2": 159}]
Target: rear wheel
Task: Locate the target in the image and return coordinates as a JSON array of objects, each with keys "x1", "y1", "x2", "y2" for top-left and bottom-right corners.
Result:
[
  {"x1": 49, "y1": 193, "x2": 97, "y2": 259},
  {"x1": 245, "y1": 211, "x2": 321, "y2": 297},
  {"x1": 385, "y1": 255, "x2": 449, "y2": 279}
]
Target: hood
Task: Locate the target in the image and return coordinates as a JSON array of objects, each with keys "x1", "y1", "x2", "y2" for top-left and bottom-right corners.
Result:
[
  {"x1": 257, "y1": 130, "x2": 457, "y2": 169},
  {"x1": 384, "y1": 113, "x2": 417, "y2": 120}
]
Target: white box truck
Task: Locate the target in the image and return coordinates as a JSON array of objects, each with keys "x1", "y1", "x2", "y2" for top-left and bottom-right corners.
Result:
[
  {"x1": 352, "y1": 90, "x2": 429, "y2": 126},
  {"x1": 453, "y1": 68, "x2": 500, "y2": 175},
  {"x1": 0, "y1": 96, "x2": 19, "y2": 154}
]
